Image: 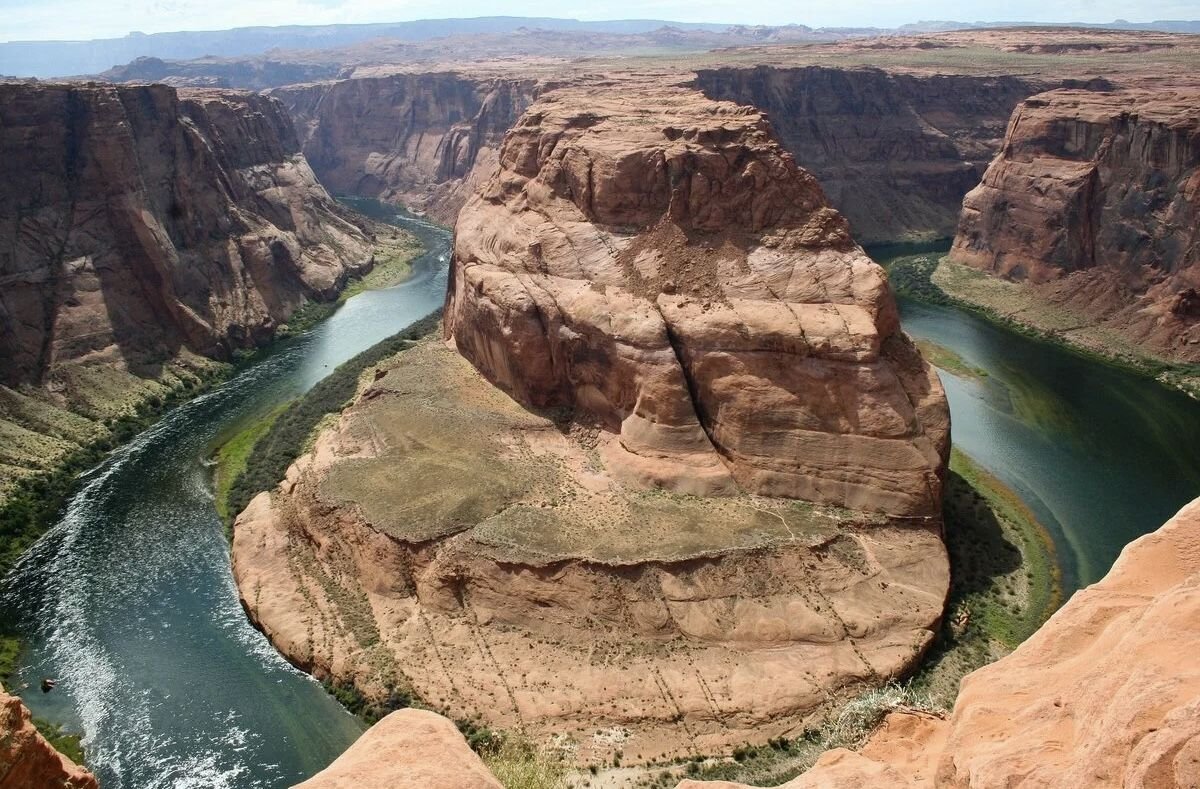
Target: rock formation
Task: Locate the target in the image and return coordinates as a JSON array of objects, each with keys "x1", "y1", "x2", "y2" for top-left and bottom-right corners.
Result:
[
  {"x1": 445, "y1": 78, "x2": 949, "y2": 516},
  {"x1": 0, "y1": 685, "x2": 97, "y2": 788},
  {"x1": 293, "y1": 709, "x2": 500, "y2": 789},
  {"x1": 275, "y1": 73, "x2": 539, "y2": 223},
  {"x1": 291, "y1": 495, "x2": 1200, "y2": 788},
  {"x1": 694, "y1": 67, "x2": 1047, "y2": 244},
  {"x1": 0, "y1": 81, "x2": 374, "y2": 495},
  {"x1": 234, "y1": 78, "x2": 950, "y2": 765},
  {"x1": 950, "y1": 86, "x2": 1200, "y2": 362}
]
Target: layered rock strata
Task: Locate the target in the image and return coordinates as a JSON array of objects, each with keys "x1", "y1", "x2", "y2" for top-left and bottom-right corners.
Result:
[
  {"x1": 0, "y1": 81, "x2": 374, "y2": 494},
  {"x1": 291, "y1": 496, "x2": 1200, "y2": 788},
  {"x1": 694, "y1": 67, "x2": 1048, "y2": 244},
  {"x1": 275, "y1": 73, "x2": 539, "y2": 223},
  {"x1": 444, "y1": 79, "x2": 949, "y2": 516},
  {"x1": 0, "y1": 685, "x2": 97, "y2": 788},
  {"x1": 950, "y1": 86, "x2": 1200, "y2": 362}
]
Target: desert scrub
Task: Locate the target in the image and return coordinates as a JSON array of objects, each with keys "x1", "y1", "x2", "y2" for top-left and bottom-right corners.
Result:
[
  {"x1": 32, "y1": 717, "x2": 86, "y2": 766},
  {"x1": 212, "y1": 402, "x2": 290, "y2": 527},
  {"x1": 481, "y1": 735, "x2": 568, "y2": 789},
  {"x1": 225, "y1": 311, "x2": 442, "y2": 523}
]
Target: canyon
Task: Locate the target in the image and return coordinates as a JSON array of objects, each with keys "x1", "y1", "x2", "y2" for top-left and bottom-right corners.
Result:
[
  {"x1": 0, "y1": 81, "x2": 381, "y2": 498},
  {"x1": 0, "y1": 686, "x2": 97, "y2": 788},
  {"x1": 231, "y1": 76, "x2": 951, "y2": 763}
]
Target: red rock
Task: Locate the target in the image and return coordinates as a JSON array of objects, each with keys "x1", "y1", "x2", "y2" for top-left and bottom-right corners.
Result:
[
  {"x1": 445, "y1": 78, "x2": 949, "y2": 516},
  {"x1": 0, "y1": 686, "x2": 97, "y2": 789},
  {"x1": 0, "y1": 81, "x2": 373, "y2": 391},
  {"x1": 950, "y1": 86, "x2": 1200, "y2": 362}
]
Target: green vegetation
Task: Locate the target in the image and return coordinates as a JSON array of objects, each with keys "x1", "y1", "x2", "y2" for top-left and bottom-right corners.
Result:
[
  {"x1": 212, "y1": 403, "x2": 290, "y2": 526},
  {"x1": 32, "y1": 718, "x2": 86, "y2": 765},
  {"x1": 481, "y1": 736, "x2": 568, "y2": 789},
  {"x1": 877, "y1": 249, "x2": 1200, "y2": 397},
  {"x1": 224, "y1": 311, "x2": 443, "y2": 523},
  {"x1": 914, "y1": 339, "x2": 988, "y2": 381}
]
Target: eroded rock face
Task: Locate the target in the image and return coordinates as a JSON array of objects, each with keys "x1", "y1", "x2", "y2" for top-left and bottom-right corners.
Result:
[
  {"x1": 950, "y1": 87, "x2": 1200, "y2": 362},
  {"x1": 694, "y1": 67, "x2": 1047, "y2": 244},
  {"x1": 0, "y1": 685, "x2": 97, "y2": 789},
  {"x1": 445, "y1": 79, "x2": 949, "y2": 516},
  {"x1": 0, "y1": 81, "x2": 373, "y2": 391},
  {"x1": 275, "y1": 73, "x2": 539, "y2": 224}
]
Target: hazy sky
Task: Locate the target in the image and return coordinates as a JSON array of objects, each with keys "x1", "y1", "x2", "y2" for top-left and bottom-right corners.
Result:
[{"x1": 4, "y1": 0, "x2": 1200, "y2": 41}]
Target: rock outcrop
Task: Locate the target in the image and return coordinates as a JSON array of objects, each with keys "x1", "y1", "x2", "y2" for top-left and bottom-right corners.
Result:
[
  {"x1": 445, "y1": 78, "x2": 949, "y2": 516},
  {"x1": 292, "y1": 496, "x2": 1200, "y2": 788},
  {"x1": 694, "y1": 67, "x2": 1047, "y2": 244},
  {"x1": 0, "y1": 81, "x2": 374, "y2": 495},
  {"x1": 275, "y1": 73, "x2": 539, "y2": 223},
  {"x1": 950, "y1": 86, "x2": 1200, "y2": 362},
  {"x1": 293, "y1": 709, "x2": 500, "y2": 789},
  {"x1": 0, "y1": 686, "x2": 97, "y2": 789}
]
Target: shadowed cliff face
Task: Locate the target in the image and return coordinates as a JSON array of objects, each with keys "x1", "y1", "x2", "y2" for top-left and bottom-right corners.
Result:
[
  {"x1": 274, "y1": 73, "x2": 540, "y2": 224},
  {"x1": 444, "y1": 78, "x2": 949, "y2": 517},
  {"x1": 693, "y1": 66, "x2": 1048, "y2": 244},
  {"x1": 0, "y1": 82, "x2": 373, "y2": 391},
  {"x1": 950, "y1": 87, "x2": 1200, "y2": 362}
]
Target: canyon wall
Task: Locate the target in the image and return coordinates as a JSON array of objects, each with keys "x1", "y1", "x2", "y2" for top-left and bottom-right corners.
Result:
[
  {"x1": 694, "y1": 66, "x2": 1047, "y2": 244},
  {"x1": 294, "y1": 495, "x2": 1200, "y2": 788},
  {"x1": 0, "y1": 81, "x2": 373, "y2": 497},
  {"x1": 949, "y1": 86, "x2": 1200, "y2": 362},
  {"x1": 0, "y1": 686, "x2": 97, "y2": 788},
  {"x1": 445, "y1": 77, "x2": 949, "y2": 516},
  {"x1": 0, "y1": 82, "x2": 372, "y2": 391},
  {"x1": 274, "y1": 73, "x2": 540, "y2": 223}
]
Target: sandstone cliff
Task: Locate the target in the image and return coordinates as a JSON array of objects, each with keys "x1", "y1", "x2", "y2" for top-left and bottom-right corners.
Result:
[
  {"x1": 275, "y1": 73, "x2": 539, "y2": 224},
  {"x1": 292, "y1": 495, "x2": 1200, "y2": 788},
  {"x1": 0, "y1": 81, "x2": 373, "y2": 494},
  {"x1": 950, "y1": 86, "x2": 1200, "y2": 363},
  {"x1": 694, "y1": 67, "x2": 1047, "y2": 244},
  {"x1": 0, "y1": 686, "x2": 97, "y2": 788},
  {"x1": 445, "y1": 78, "x2": 949, "y2": 516}
]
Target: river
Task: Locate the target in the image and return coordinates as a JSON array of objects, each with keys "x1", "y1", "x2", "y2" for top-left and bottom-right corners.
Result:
[
  {"x1": 2, "y1": 201, "x2": 449, "y2": 789},
  {"x1": 3, "y1": 221, "x2": 1199, "y2": 787}
]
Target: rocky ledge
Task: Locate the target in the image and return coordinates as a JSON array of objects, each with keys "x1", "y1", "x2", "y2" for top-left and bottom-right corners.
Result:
[
  {"x1": 0, "y1": 685, "x2": 97, "y2": 788},
  {"x1": 233, "y1": 78, "x2": 950, "y2": 764},
  {"x1": 950, "y1": 86, "x2": 1200, "y2": 364}
]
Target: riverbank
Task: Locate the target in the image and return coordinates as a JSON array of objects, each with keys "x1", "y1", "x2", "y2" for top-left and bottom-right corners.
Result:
[{"x1": 880, "y1": 248, "x2": 1200, "y2": 398}]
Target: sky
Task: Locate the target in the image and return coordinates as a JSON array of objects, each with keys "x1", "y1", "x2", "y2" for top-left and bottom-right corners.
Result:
[{"x1": 3, "y1": 0, "x2": 1200, "y2": 42}]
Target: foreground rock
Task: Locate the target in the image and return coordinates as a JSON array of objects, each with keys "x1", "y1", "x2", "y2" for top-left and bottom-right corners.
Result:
[
  {"x1": 294, "y1": 709, "x2": 500, "y2": 789},
  {"x1": 0, "y1": 81, "x2": 373, "y2": 495},
  {"x1": 293, "y1": 496, "x2": 1200, "y2": 788},
  {"x1": 445, "y1": 78, "x2": 948, "y2": 516},
  {"x1": 0, "y1": 686, "x2": 97, "y2": 788},
  {"x1": 950, "y1": 86, "x2": 1200, "y2": 365}
]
